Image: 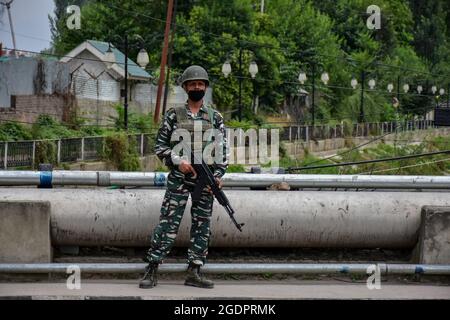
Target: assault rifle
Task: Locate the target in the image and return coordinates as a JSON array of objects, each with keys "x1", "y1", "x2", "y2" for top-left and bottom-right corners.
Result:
[{"x1": 186, "y1": 151, "x2": 244, "y2": 232}]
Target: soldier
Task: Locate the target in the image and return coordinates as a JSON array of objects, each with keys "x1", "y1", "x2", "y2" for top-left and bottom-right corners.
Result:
[{"x1": 139, "y1": 65, "x2": 228, "y2": 289}]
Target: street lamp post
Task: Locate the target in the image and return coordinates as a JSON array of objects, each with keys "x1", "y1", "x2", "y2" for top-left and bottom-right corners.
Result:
[
  {"x1": 397, "y1": 76, "x2": 401, "y2": 121},
  {"x1": 238, "y1": 48, "x2": 243, "y2": 121},
  {"x1": 359, "y1": 71, "x2": 365, "y2": 123},
  {"x1": 447, "y1": 83, "x2": 449, "y2": 108},
  {"x1": 105, "y1": 35, "x2": 149, "y2": 130},
  {"x1": 311, "y1": 64, "x2": 316, "y2": 126},
  {"x1": 298, "y1": 64, "x2": 329, "y2": 126},
  {"x1": 222, "y1": 49, "x2": 258, "y2": 121}
]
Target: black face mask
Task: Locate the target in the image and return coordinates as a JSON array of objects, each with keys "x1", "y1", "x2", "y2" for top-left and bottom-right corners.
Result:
[{"x1": 188, "y1": 90, "x2": 205, "y2": 102}]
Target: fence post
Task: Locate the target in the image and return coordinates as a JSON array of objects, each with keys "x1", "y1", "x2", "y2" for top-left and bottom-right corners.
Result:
[
  {"x1": 4, "y1": 142, "x2": 7, "y2": 170},
  {"x1": 81, "y1": 137, "x2": 85, "y2": 161},
  {"x1": 32, "y1": 141, "x2": 36, "y2": 169},
  {"x1": 140, "y1": 133, "x2": 144, "y2": 156},
  {"x1": 305, "y1": 126, "x2": 309, "y2": 143},
  {"x1": 289, "y1": 126, "x2": 292, "y2": 142},
  {"x1": 57, "y1": 140, "x2": 61, "y2": 164}
]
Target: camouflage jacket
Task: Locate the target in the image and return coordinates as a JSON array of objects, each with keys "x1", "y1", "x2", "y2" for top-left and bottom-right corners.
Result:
[{"x1": 155, "y1": 103, "x2": 229, "y2": 178}]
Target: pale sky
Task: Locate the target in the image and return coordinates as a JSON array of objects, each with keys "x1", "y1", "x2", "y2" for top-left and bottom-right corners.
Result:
[{"x1": 0, "y1": 0, "x2": 55, "y2": 53}]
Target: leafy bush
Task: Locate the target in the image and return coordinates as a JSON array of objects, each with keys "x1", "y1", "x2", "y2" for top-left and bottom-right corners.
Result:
[
  {"x1": 226, "y1": 164, "x2": 246, "y2": 172},
  {"x1": 32, "y1": 115, "x2": 78, "y2": 139},
  {"x1": 0, "y1": 122, "x2": 33, "y2": 141},
  {"x1": 225, "y1": 120, "x2": 257, "y2": 130},
  {"x1": 103, "y1": 132, "x2": 141, "y2": 171},
  {"x1": 34, "y1": 140, "x2": 57, "y2": 167}
]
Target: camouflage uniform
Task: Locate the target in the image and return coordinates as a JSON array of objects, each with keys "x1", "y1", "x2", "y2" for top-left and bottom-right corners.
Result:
[{"x1": 146, "y1": 103, "x2": 228, "y2": 266}]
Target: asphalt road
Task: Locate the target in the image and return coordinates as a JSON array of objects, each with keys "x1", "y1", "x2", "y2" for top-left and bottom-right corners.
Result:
[{"x1": 1, "y1": 280, "x2": 449, "y2": 300}]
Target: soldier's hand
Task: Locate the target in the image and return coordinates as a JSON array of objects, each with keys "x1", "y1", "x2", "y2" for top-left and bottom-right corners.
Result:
[
  {"x1": 179, "y1": 160, "x2": 197, "y2": 178},
  {"x1": 215, "y1": 177, "x2": 223, "y2": 189},
  {"x1": 207, "y1": 178, "x2": 223, "y2": 194}
]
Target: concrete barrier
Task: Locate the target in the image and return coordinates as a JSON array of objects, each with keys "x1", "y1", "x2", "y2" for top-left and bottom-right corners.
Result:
[
  {"x1": 0, "y1": 201, "x2": 51, "y2": 263},
  {"x1": 415, "y1": 206, "x2": 450, "y2": 264},
  {"x1": 2, "y1": 189, "x2": 450, "y2": 248}
]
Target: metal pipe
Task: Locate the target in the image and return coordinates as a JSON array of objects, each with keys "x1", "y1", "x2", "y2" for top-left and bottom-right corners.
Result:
[
  {"x1": 2, "y1": 171, "x2": 450, "y2": 189},
  {"x1": 1, "y1": 188, "x2": 450, "y2": 248},
  {"x1": 1, "y1": 263, "x2": 449, "y2": 275}
]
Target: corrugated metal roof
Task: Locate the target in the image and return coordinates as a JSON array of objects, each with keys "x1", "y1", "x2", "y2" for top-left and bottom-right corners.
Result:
[{"x1": 88, "y1": 40, "x2": 151, "y2": 80}]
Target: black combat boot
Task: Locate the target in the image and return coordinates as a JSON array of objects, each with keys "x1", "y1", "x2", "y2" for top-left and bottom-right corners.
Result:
[
  {"x1": 139, "y1": 262, "x2": 159, "y2": 289},
  {"x1": 184, "y1": 262, "x2": 214, "y2": 289}
]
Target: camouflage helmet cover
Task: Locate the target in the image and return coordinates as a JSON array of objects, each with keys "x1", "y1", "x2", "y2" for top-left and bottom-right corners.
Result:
[{"x1": 180, "y1": 65, "x2": 209, "y2": 86}]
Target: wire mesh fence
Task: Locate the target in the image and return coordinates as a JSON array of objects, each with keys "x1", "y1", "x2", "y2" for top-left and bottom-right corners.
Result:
[
  {"x1": 60, "y1": 138, "x2": 82, "y2": 162},
  {"x1": 84, "y1": 136, "x2": 105, "y2": 161},
  {"x1": 6, "y1": 141, "x2": 34, "y2": 167},
  {"x1": 279, "y1": 120, "x2": 435, "y2": 142},
  {"x1": 0, "y1": 142, "x2": 5, "y2": 168},
  {"x1": 0, "y1": 120, "x2": 436, "y2": 169}
]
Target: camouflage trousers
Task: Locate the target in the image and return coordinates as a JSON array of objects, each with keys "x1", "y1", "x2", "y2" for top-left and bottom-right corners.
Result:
[{"x1": 146, "y1": 170, "x2": 214, "y2": 265}]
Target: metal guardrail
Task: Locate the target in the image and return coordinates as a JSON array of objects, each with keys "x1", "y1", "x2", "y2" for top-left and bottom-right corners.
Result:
[
  {"x1": 1, "y1": 171, "x2": 450, "y2": 189},
  {"x1": 0, "y1": 133, "x2": 155, "y2": 169},
  {"x1": 280, "y1": 120, "x2": 435, "y2": 142}
]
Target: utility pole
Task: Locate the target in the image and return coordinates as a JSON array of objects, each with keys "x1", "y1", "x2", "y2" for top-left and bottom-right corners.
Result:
[
  {"x1": 154, "y1": 0, "x2": 174, "y2": 123},
  {"x1": 261, "y1": 0, "x2": 264, "y2": 13},
  {"x1": 124, "y1": 35, "x2": 128, "y2": 130},
  {"x1": 1, "y1": 0, "x2": 17, "y2": 57},
  {"x1": 162, "y1": 0, "x2": 178, "y2": 117}
]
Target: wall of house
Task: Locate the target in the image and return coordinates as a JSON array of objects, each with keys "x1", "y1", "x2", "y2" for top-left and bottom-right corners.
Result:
[
  {"x1": 75, "y1": 98, "x2": 118, "y2": 126},
  {"x1": 0, "y1": 53, "x2": 216, "y2": 128},
  {"x1": 0, "y1": 94, "x2": 68, "y2": 124},
  {"x1": 0, "y1": 57, "x2": 70, "y2": 109}
]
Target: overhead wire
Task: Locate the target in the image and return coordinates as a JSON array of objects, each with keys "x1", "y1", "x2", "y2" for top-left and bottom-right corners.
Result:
[
  {"x1": 358, "y1": 157, "x2": 450, "y2": 175},
  {"x1": 286, "y1": 150, "x2": 450, "y2": 172}
]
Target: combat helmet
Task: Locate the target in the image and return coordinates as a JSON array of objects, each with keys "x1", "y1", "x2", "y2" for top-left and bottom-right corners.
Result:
[{"x1": 179, "y1": 65, "x2": 209, "y2": 86}]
